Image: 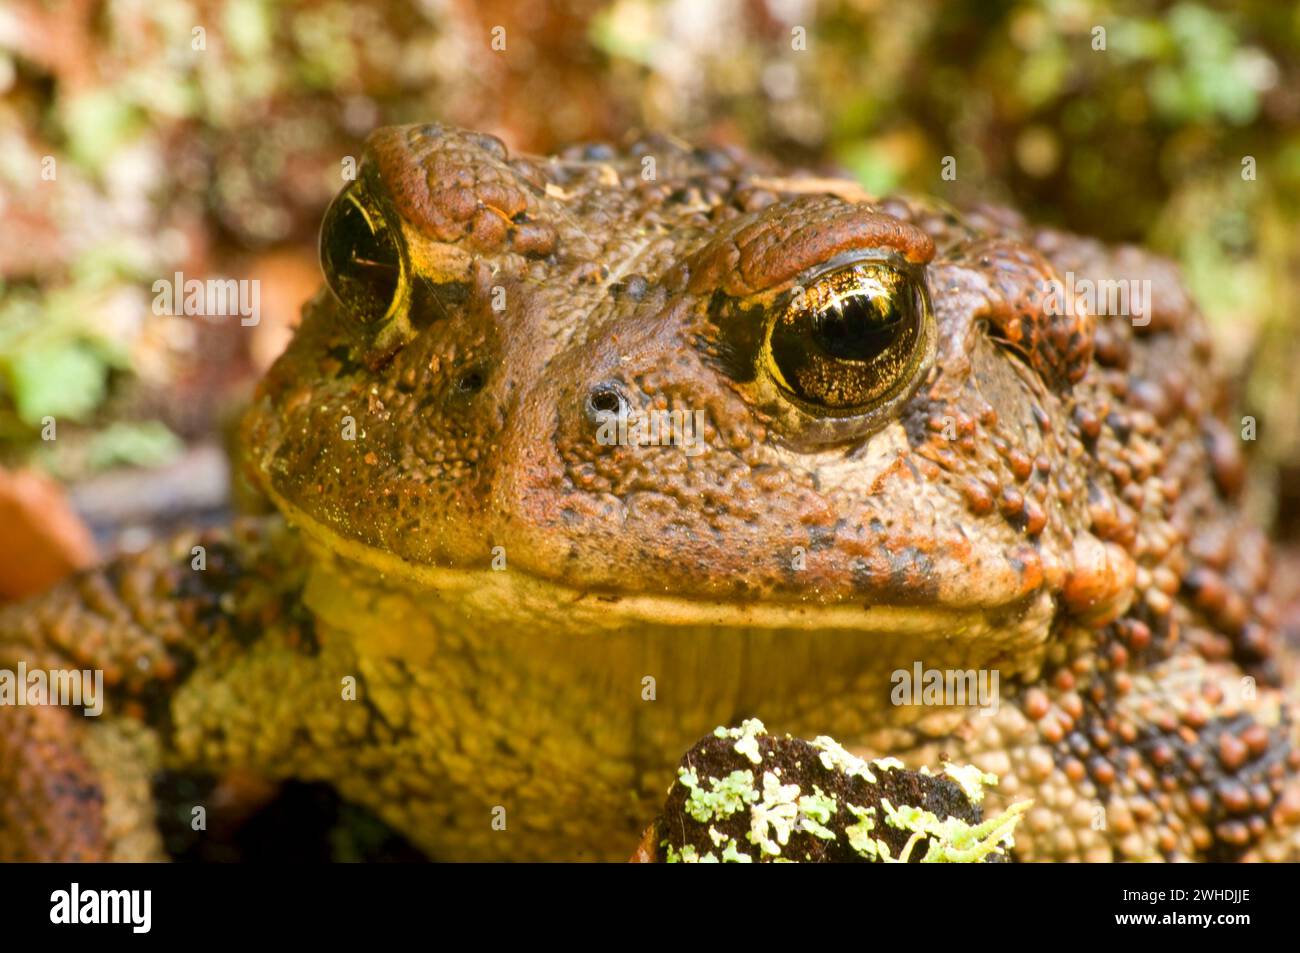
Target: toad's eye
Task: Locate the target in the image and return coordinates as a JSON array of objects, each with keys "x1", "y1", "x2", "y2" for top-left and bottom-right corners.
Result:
[
  {"x1": 320, "y1": 183, "x2": 404, "y2": 327},
  {"x1": 764, "y1": 260, "x2": 933, "y2": 417}
]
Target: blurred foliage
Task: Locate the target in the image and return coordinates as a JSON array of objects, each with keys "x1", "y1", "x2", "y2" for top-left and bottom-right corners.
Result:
[{"x1": 0, "y1": 0, "x2": 1297, "y2": 522}]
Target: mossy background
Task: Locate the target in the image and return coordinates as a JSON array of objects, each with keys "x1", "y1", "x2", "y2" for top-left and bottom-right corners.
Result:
[{"x1": 1, "y1": 0, "x2": 1297, "y2": 537}]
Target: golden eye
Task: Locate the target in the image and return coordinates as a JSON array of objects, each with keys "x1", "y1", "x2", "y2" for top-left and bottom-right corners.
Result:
[
  {"x1": 764, "y1": 261, "x2": 932, "y2": 416},
  {"x1": 319, "y1": 184, "x2": 404, "y2": 327}
]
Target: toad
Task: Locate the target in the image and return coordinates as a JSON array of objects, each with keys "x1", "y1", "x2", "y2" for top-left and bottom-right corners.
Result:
[{"x1": 2, "y1": 123, "x2": 1296, "y2": 861}]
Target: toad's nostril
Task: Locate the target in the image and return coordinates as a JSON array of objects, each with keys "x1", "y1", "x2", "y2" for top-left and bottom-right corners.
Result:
[
  {"x1": 456, "y1": 369, "x2": 485, "y2": 394},
  {"x1": 585, "y1": 383, "x2": 627, "y2": 422}
]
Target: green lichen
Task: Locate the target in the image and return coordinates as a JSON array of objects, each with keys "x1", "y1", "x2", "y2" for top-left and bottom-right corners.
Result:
[
  {"x1": 747, "y1": 774, "x2": 845, "y2": 856},
  {"x1": 796, "y1": 787, "x2": 838, "y2": 840},
  {"x1": 666, "y1": 723, "x2": 1034, "y2": 864},
  {"x1": 715, "y1": 718, "x2": 766, "y2": 765},
  {"x1": 721, "y1": 840, "x2": 753, "y2": 863},
  {"x1": 664, "y1": 843, "x2": 710, "y2": 863},
  {"x1": 880, "y1": 797, "x2": 1032, "y2": 863},
  {"x1": 845, "y1": 804, "x2": 892, "y2": 860},
  {"x1": 664, "y1": 836, "x2": 753, "y2": 864},
  {"x1": 810, "y1": 736, "x2": 877, "y2": 783},
  {"x1": 678, "y1": 767, "x2": 758, "y2": 823},
  {"x1": 942, "y1": 762, "x2": 1000, "y2": 805},
  {"x1": 749, "y1": 770, "x2": 802, "y2": 856}
]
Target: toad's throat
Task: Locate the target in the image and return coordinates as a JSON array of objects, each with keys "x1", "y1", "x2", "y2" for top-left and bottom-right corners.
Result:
[
  {"x1": 294, "y1": 521, "x2": 1053, "y2": 738},
  {"x1": 269, "y1": 484, "x2": 1055, "y2": 654}
]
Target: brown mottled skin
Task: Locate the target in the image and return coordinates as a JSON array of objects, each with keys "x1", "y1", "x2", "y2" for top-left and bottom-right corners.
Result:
[{"x1": 3, "y1": 123, "x2": 1298, "y2": 861}]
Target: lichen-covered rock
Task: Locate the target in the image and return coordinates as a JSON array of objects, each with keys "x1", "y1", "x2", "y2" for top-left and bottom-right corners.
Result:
[{"x1": 644, "y1": 720, "x2": 1030, "y2": 863}]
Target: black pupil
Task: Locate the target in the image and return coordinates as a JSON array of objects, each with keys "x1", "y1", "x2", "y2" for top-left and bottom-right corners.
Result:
[
  {"x1": 768, "y1": 275, "x2": 920, "y2": 411},
  {"x1": 321, "y1": 190, "x2": 400, "y2": 325},
  {"x1": 808, "y1": 294, "x2": 904, "y2": 362}
]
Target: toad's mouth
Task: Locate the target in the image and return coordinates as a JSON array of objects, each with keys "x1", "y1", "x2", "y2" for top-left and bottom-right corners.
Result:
[{"x1": 266, "y1": 481, "x2": 1054, "y2": 649}]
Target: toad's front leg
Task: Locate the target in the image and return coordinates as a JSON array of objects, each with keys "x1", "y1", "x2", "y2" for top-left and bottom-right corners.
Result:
[
  {"x1": 901, "y1": 648, "x2": 1300, "y2": 862},
  {"x1": 0, "y1": 520, "x2": 352, "y2": 861}
]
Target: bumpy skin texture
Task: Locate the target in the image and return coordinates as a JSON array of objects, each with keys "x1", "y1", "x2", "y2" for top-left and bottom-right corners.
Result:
[{"x1": 3, "y1": 123, "x2": 1298, "y2": 861}]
